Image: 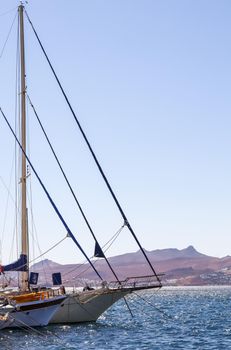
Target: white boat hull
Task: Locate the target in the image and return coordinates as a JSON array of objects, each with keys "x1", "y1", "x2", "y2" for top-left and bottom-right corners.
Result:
[
  {"x1": 51, "y1": 288, "x2": 130, "y2": 323},
  {"x1": 1, "y1": 295, "x2": 66, "y2": 328}
]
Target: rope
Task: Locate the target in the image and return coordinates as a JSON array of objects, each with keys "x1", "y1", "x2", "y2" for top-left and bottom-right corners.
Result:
[
  {"x1": 0, "y1": 175, "x2": 20, "y2": 254},
  {"x1": 7, "y1": 313, "x2": 70, "y2": 348},
  {"x1": 28, "y1": 235, "x2": 67, "y2": 265},
  {"x1": 69, "y1": 258, "x2": 98, "y2": 280},
  {"x1": 102, "y1": 223, "x2": 125, "y2": 254},
  {"x1": 6, "y1": 313, "x2": 66, "y2": 348},
  {"x1": 25, "y1": 9, "x2": 161, "y2": 285},
  {"x1": 127, "y1": 289, "x2": 194, "y2": 326},
  {"x1": 0, "y1": 11, "x2": 17, "y2": 59},
  {"x1": 25, "y1": 176, "x2": 53, "y2": 285},
  {"x1": 63, "y1": 223, "x2": 125, "y2": 279},
  {"x1": 9, "y1": 311, "x2": 66, "y2": 345},
  {"x1": 7, "y1": 313, "x2": 46, "y2": 336},
  {"x1": 0, "y1": 107, "x2": 102, "y2": 281},
  {"x1": 68, "y1": 224, "x2": 125, "y2": 279},
  {"x1": 132, "y1": 291, "x2": 173, "y2": 320},
  {"x1": 123, "y1": 296, "x2": 134, "y2": 318},
  {"x1": 0, "y1": 173, "x2": 14, "y2": 259}
]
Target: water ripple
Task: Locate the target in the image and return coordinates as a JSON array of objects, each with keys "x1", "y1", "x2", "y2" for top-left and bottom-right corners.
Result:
[{"x1": 1, "y1": 286, "x2": 231, "y2": 349}]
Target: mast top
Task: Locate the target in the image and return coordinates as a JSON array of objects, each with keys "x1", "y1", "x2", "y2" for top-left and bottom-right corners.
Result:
[{"x1": 19, "y1": 1, "x2": 27, "y2": 7}]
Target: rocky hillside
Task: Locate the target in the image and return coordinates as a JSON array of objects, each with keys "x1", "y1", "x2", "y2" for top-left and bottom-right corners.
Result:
[{"x1": 27, "y1": 246, "x2": 231, "y2": 287}]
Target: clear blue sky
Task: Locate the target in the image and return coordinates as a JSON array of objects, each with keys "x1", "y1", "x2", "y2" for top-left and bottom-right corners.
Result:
[{"x1": 0, "y1": 1, "x2": 231, "y2": 265}]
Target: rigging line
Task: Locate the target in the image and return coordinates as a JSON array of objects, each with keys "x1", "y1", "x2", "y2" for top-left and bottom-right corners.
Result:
[
  {"x1": 27, "y1": 182, "x2": 35, "y2": 263},
  {"x1": 0, "y1": 161, "x2": 14, "y2": 255},
  {"x1": 102, "y1": 222, "x2": 125, "y2": 250},
  {"x1": 64, "y1": 237, "x2": 127, "y2": 280},
  {"x1": 28, "y1": 235, "x2": 67, "y2": 265},
  {"x1": 71, "y1": 259, "x2": 99, "y2": 279},
  {"x1": 63, "y1": 223, "x2": 124, "y2": 277},
  {"x1": 26, "y1": 187, "x2": 43, "y2": 256},
  {"x1": 64, "y1": 226, "x2": 124, "y2": 279},
  {"x1": 133, "y1": 291, "x2": 173, "y2": 320},
  {"x1": 65, "y1": 225, "x2": 124, "y2": 283},
  {"x1": 0, "y1": 11, "x2": 17, "y2": 59},
  {"x1": 62, "y1": 255, "x2": 96, "y2": 278},
  {"x1": 103, "y1": 224, "x2": 124, "y2": 254},
  {"x1": 8, "y1": 313, "x2": 49, "y2": 337},
  {"x1": 0, "y1": 107, "x2": 103, "y2": 281},
  {"x1": 26, "y1": 97, "x2": 41, "y2": 263},
  {"x1": 25, "y1": 9, "x2": 161, "y2": 285},
  {"x1": 0, "y1": 176, "x2": 21, "y2": 213},
  {"x1": 25, "y1": 186, "x2": 45, "y2": 255},
  {"x1": 3, "y1": 149, "x2": 19, "y2": 264},
  {"x1": 25, "y1": 179, "x2": 50, "y2": 282},
  {"x1": 25, "y1": 191, "x2": 50, "y2": 285},
  {"x1": 4, "y1": 212, "x2": 58, "y2": 281},
  {"x1": 62, "y1": 261, "x2": 88, "y2": 277},
  {"x1": 123, "y1": 295, "x2": 134, "y2": 318},
  {"x1": 62, "y1": 248, "x2": 105, "y2": 280},
  {"x1": 0, "y1": 6, "x2": 17, "y2": 17},
  {"x1": 20, "y1": 309, "x2": 62, "y2": 340},
  {"x1": 27, "y1": 94, "x2": 120, "y2": 283},
  {"x1": 25, "y1": 185, "x2": 50, "y2": 284},
  {"x1": 123, "y1": 294, "x2": 161, "y2": 321},
  {"x1": 0, "y1": 175, "x2": 21, "y2": 243},
  {"x1": 63, "y1": 225, "x2": 124, "y2": 282},
  {"x1": 0, "y1": 273, "x2": 12, "y2": 286}
]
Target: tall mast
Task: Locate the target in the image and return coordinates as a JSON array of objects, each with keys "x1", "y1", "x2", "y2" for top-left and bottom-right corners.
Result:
[{"x1": 19, "y1": 4, "x2": 29, "y2": 292}]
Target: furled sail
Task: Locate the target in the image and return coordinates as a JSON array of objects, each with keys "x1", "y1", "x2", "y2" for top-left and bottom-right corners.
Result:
[{"x1": 0, "y1": 254, "x2": 28, "y2": 273}]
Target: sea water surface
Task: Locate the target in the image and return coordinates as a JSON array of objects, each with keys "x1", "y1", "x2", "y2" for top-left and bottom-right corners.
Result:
[{"x1": 1, "y1": 286, "x2": 231, "y2": 349}]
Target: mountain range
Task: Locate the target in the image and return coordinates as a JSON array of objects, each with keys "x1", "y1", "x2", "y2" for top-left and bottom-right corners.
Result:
[{"x1": 29, "y1": 245, "x2": 231, "y2": 287}]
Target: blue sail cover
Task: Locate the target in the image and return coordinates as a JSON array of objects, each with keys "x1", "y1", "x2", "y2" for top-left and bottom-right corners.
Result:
[{"x1": 1, "y1": 254, "x2": 28, "y2": 273}]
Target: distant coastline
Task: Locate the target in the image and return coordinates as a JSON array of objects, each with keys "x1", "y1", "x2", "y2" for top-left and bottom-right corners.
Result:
[{"x1": 22, "y1": 245, "x2": 231, "y2": 287}]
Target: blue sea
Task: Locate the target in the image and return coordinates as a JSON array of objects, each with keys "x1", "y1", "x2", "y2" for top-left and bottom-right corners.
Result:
[{"x1": 1, "y1": 286, "x2": 231, "y2": 349}]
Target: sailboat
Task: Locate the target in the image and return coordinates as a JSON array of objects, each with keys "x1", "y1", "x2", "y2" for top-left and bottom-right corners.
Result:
[
  {"x1": 0, "y1": 4, "x2": 162, "y2": 326},
  {"x1": 0, "y1": 4, "x2": 66, "y2": 329}
]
